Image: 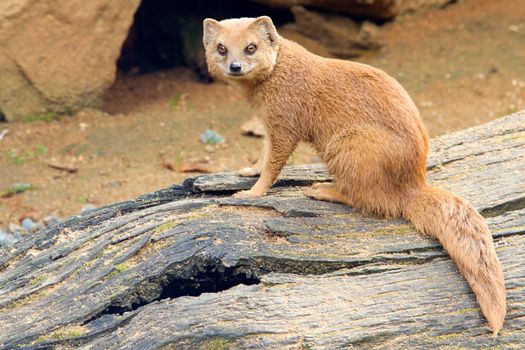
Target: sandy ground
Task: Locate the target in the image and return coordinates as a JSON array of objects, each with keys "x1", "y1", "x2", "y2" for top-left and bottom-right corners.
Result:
[{"x1": 0, "y1": 0, "x2": 524, "y2": 226}]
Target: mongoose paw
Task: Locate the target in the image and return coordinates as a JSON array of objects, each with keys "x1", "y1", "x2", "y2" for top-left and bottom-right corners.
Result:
[
  {"x1": 303, "y1": 185, "x2": 348, "y2": 204},
  {"x1": 310, "y1": 182, "x2": 334, "y2": 189},
  {"x1": 303, "y1": 187, "x2": 323, "y2": 199},
  {"x1": 238, "y1": 167, "x2": 260, "y2": 177},
  {"x1": 233, "y1": 189, "x2": 264, "y2": 199}
]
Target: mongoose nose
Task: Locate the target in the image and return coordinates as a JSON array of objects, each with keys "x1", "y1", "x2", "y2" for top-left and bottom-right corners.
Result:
[{"x1": 229, "y1": 62, "x2": 242, "y2": 73}]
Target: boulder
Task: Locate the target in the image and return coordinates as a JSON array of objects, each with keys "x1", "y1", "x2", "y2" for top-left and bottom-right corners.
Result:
[
  {"x1": 0, "y1": 0, "x2": 140, "y2": 121},
  {"x1": 283, "y1": 6, "x2": 382, "y2": 58},
  {"x1": 254, "y1": 0, "x2": 455, "y2": 19}
]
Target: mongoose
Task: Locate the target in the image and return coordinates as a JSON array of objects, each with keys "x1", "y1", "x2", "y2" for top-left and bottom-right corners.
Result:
[{"x1": 203, "y1": 16, "x2": 506, "y2": 334}]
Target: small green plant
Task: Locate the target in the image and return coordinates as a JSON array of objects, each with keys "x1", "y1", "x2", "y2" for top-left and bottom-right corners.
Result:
[
  {"x1": 6, "y1": 149, "x2": 25, "y2": 165},
  {"x1": 79, "y1": 195, "x2": 88, "y2": 204},
  {"x1": 29, "y1": 275, "x2": 46, "y2": 286},
  {"x1": 25, "y1": 144, "x2": 48, "y2": 159},
  {"x1": 169, "y1": 92, "x2": 188, "y2": 110},
  {"x1": 199, "y1": 338, "x2": 232, "y2": 350},
  {"x1": 155, "y1": 221, "x2": 176, "y2": 234},
  {"x1": 34, "y1": 144, "x2": 48, "y2": 157},
  {"x1": 36, "y1": 326, "x2": 86, "y2": 342},
  {"x1": 24, "y1": 112, "x2": 59, "y2": 123},
  {"x1": 497, "y1": 104, "x2": 518, "y2": 118},
  {"x1": 114, "y1": 262, "x2": 129, "y2": 272},
  {"x1": 175, "y1": 149, "x2": 185, "y2": 171},
  {"x1": 6, "y1": 144, "x2": 48, "y2": 165},
  {"x1": 1, "y1": 183, "x2": 33, "y2": 198}
]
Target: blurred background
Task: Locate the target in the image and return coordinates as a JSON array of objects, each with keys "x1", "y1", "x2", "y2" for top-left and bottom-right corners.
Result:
[{"x1": 0, "y1": 0, "x2": 524, "y2": 237}]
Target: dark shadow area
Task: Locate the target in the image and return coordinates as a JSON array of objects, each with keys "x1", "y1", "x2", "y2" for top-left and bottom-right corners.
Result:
[
  {"x1": 157, "y1": 263, "x2": 259, "y2": 298},
  {"x1": 117, "y1": 0, "x2": 294, "y2": 80},
  {"x1": 93, "y1": 259, "x2": 260, "y2": 319}
]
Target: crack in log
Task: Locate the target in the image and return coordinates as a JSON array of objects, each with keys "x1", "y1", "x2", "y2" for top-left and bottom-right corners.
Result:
[
  {"x1": 0, "y1": 187, "x2": 190, "y2": 271},
  {"x1": 427, "y1": 142, "x2": 524, "y2": 171},
  {"x1": 86, "y1": 256, "x2": 259, "y2": 323},
  {"x1": 481, "y1": 196, "x2": 525, "y2": 218}
]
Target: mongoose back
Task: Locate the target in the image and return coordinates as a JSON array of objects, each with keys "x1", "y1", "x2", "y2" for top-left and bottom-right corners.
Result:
[{"x1": 203, "y1": 16, "x2": 506, "y2": 334}]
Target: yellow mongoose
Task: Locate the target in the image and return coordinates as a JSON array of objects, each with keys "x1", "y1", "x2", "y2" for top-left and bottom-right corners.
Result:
[{"x1": 203, "y1": 16, "x2": 506, "y2": 334}]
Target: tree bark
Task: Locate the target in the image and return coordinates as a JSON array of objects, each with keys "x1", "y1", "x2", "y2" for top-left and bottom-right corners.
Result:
[{"x1": 0, "y1": 111, "x2": 524, "y2": 350}]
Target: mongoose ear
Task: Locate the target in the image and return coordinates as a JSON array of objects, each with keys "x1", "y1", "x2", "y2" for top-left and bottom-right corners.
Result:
[
  {"x1": 203, "y1": 18, "x2": 222, "y2": 47},
  {"x1": 251, "y1": 16, "x2": 279, "y2": 47}
]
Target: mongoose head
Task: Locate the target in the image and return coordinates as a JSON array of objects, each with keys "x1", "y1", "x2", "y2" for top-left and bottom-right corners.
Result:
[{"x1": 202, "y1": 16, "x2": 279, "y2": 82}]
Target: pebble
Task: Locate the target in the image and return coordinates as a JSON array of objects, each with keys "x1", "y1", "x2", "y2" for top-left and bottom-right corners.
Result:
[
  {"x1": 1, "y1": 200, "x2": 107, "y2": 249},
  {"x1": 21, "y1": 218, "x2": 40, "y2": 232},
  {"x1": 0, "y1": 214, "x2": 64, "y2": 249},
  {"x1": 8, "y1": 223, "x2": 25, "y2": 236},
  {"x1": 200, "y1": 129, "x2": 225, "y2": 145},
  {"x1": 0, "y1": 229, "x2": 19, "y2": 248}
]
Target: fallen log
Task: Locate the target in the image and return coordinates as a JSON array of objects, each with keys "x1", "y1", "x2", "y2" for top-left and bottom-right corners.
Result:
[{"x1": 0, "y1": 111, "x2": 524, "y2": 349}]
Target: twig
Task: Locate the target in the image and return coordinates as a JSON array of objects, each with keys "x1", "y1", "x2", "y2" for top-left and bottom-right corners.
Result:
[
  {"x1": 47, "y1": 163, "x2": 78, "y2": 173},
  {"x1": 0, "y1": 129, "x2": 8, "y2": 142}
]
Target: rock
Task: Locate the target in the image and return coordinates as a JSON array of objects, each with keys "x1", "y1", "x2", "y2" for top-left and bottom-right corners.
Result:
[
  {"x1": 200, "y1": 129, "x2": 225, "y2": 145},
  {"x1": 256, "y1": 0, "x2": 454, "y2": 19},
  {"x1": 179, "y1": 157, "x2": 215, "y2": 173},
  {"x1": 80, "y1": 204, "x2": 97, "y2": 213},
  {"x1": 20, "y1": 218, "x2": 40, "y2": 232},
  {"x1": 7, "y1": 223, "x2": 25, "y2": 237},
  {"x1": 0, "y1": 128, "x2": 8, "y2": 142},
  {"x1": 358, "y1": 21, "x2": 381, "y2": 48},
  {"x1": 43, "y1": 215, "x2": 61, "y2": 228},
  {"x1": 276, "y1": 27, "x2": 334, "y2": 57},
  {"x1": 0, "y1": 229, "x2": 18, "y2": 248},
  {"x1": 0, "y1": 0, "x2": 141, "y2": 121},
  {"x1": 398, "y1": 0, "x2": 456, "y2": 15},
  {"x1": 284, "y1": 6, "x2": 382, "y2": 58}
]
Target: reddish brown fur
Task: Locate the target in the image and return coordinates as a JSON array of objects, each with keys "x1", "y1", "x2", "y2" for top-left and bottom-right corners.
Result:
[{"x1": 203, "y1": 16, "x2": 506, "y2": 334}]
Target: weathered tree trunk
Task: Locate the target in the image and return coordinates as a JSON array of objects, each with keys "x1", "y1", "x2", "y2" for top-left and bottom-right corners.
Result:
[{"x1": 0, "y1": 112, "x2": 524, "y2": 349}]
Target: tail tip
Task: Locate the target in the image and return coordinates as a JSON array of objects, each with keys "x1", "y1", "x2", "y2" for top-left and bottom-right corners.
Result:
[
  {"x1": 488, "y1": 314, "x2": 505, "y2": 337},
  {"x1": 491, "y1": 327, "x2": 500, "y2": 337}
]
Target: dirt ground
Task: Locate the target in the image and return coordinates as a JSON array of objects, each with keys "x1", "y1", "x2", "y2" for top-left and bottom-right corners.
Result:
[{"x1": 0, "y1": 0, "x2": 524, "y2": 226}]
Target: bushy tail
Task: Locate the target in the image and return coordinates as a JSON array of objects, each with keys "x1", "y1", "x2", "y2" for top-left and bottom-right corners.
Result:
[{"x1": 404, "y1": 185, "x2": 506, "y2": 334}]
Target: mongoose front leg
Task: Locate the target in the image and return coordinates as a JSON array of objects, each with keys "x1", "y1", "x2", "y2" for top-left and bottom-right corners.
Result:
[{"x1": 234, "y1": 128, "x2": 298, "y2": 198}]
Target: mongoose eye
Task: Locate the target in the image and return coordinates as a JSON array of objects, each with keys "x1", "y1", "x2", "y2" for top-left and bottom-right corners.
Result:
[
  {"x1": 245, "y1": 44, "x2": 257, "y2": 55},
  {"x1": 217, "y1": 44, "x2": 228, "y2": 56}
]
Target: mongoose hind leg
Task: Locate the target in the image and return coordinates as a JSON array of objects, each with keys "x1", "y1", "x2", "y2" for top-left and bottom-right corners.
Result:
[
  {"x1": 309, "y1": 182, "x2": 333, "y2": 189},
  {"x1": 322, "y1": 126, "x2": 425, "y2": 218},
  {"x1": 304, "y1": 183, "x2": 348, "y2": 205}
]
